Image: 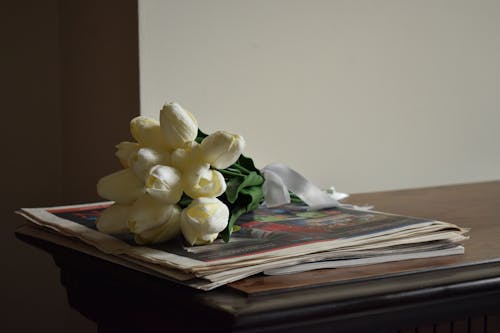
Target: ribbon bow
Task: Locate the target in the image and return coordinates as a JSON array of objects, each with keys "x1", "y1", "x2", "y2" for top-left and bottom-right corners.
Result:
[{"x1": 261, "y1": 163, "x2": 348, "y2": 210}]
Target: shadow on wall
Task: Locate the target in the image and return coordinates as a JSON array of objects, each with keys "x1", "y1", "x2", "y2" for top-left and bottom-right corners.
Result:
[
  {"x1": 1, "y1": 0, "x2": 140, "y2": 331},
  {"x1": 2, "y1": 0, "x2": 140, "y2": 216}
]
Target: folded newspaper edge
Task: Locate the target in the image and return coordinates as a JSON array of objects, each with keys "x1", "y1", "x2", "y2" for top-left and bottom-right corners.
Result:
[
  {"x1": 16, "y1": 201, "x2": 469, "y2": 291},
  {"x1": 263, "y1": 246, "x2": 465, "y2": 275}
]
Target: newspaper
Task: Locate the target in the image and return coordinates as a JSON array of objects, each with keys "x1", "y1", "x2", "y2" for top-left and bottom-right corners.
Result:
[{"x1": 17, "y1": 202, "x2": 469, "y2": 290}]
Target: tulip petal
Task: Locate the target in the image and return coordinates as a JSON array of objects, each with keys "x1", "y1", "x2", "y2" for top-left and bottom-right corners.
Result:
[
  {"x1": 129, "y1": 147, "x2": 170, "y2": 180},
  {"x1": 170, "y1": 142, "x2": 200, "y2": 171},
  {"x1": 145, "y1": 165, "x2": 183, "y2": 203},
  {"x1": 199, "y1": 131, "x2": 245, "y2": 169},
  {"x1": 183, "y1": 164, "x2": 227, "y2": 198},
  {"x1": 160, "y1": 102, "x2": 198, "y2": 149},
  {"x1": 97, "y1": 169, "x2": 144, "y2": 204},
  {"x1": 115, "y1": 141, "x2": 140, "y2": 168},
  {"x1": 128, "y1": 194, "x2": 177, "y2": 234},
  {"x1": 134, "y1": 205, "x2": 181, "y2": 244},
  {"x1": 96, "y1": 204, "x2": 131, "y2": 234},
  {"x1": 130, "y1": 116, "x2": 170, "y2": 149},
  {"x1": 180, "y1": 197, "x2": 229, "y2": 245}
]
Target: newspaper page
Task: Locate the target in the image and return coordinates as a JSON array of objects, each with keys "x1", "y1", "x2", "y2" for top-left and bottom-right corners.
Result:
[{"x1": 17, "y1": 202, "x2": 468, "y2": 289}]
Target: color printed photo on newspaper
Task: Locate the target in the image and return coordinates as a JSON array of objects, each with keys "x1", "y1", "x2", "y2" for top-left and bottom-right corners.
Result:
[{"x1": 17, "y1": 202, "x2": 468, "y2": 290}]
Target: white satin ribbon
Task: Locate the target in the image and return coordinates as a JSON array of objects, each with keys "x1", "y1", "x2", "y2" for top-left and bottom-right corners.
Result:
[{"x1": 261, "y1": 163, "x2": 345, "y2": 210}]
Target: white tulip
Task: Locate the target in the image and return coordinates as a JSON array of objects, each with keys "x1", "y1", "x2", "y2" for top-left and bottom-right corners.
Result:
[
  {"x1": 115, "y1": 141, "x2": 139, "y2": 168},
  {"x1": 170, "y1": 142, "x2": 200, "y2": 171},
  {"x1": 130, "y1": 116, "x2": 169, "y2": 149},
  {"x1": 134, "y1": 205, "x2": 181, "y2": 244},
  {"x1": 199, "y1": 131, "x2": 245, "y2": 169},
  {"x1": 145, "y1": 165, "x2": 183, "y2": 203},
  {"x1": 183, "y1": 163, "x2": 227, "y2": 198},
  {"x1": 128, "y1": 194, "x2": 179, "y2": 234},
  {"x1": 170, "y1": 148, "x2": 189, "y2": 171},
  {"x1": 180, "y1": 197, "x2": 229, "y2": 245},
  {"x1": 129, "y1": 147, "x2": 170, "y2": 180},
  {"x1": 160, "y1": 102, "x2": 198, "y2": 149},
  {"x1": 97, "y1": 169, "x2": 144, "y2": 204},
  {"x1": 96, "y1": 204, "x2": 131, "y2": 234}
]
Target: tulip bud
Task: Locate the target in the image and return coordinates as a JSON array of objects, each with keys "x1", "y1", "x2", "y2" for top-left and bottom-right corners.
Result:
[
  {"x1": 170, "y1": 142, "x2": 199, "y2": 171},
  {"x1": 183, "y1": 163, "x2": 226, "y2": 198},
  {"x1": 199, "y1": 131, "x2": 245, "y2": 169},
  {"x1": 180, "y1": 197, "x2": 229, "y2": 245},
  {"x1": 128, "y1": 194, "x2": 179, "y2": 234},
  {"x1": 160, "y1": 102, "x2": 198, "y2": 149},
  {"x1": 130, "y1": 116, "x2": 169, "y2": 149},
  {"x1": 145, "y1": 165, "x2": 183, "y2": 203},
  {"x1": 96, "y1": 204, "x2": 131, "y2": 234},
  {"x1": 115, "y1": 142, "x2": 140, "y2": 168},
  {"x1": 129, "y1": 147, "x2": 170, "y2": 180},
  {"x1": 134, "y1": 205, "x2": 181, "y2": 244},
  {"x1": 97, "y1": 169, "x2": 144, "y2": 204}
]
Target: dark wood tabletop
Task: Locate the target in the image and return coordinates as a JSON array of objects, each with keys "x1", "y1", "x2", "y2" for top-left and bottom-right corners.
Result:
[{"x1": 10, "y1": 181, "x2": 500, "y2": 332}]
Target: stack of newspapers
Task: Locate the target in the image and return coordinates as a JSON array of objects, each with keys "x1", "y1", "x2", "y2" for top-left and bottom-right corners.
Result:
[{"x1": 17, "y1": 202, "x2": 468, "y2": 291}]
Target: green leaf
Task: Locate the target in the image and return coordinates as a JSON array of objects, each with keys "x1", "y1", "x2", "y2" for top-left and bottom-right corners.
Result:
[
  {"x1": 290, "y1": 193, "x2": 304, "y2": 204},
  {"x1": 220, "y1": 205, "x2": 247, "y2": 242},
  {"x1": 225, "y1": 171, "x2": 263, "y2": 204},
  {"x1": 225, "y1": 177, "x2": 243, "y2": 203},
  {"x1": 195, "y1": 129, "x2": 209, "y2": 143},
  {"x1": 237, "y1": 154, "x2": 260, "y2": 173},
  {"x1": 219, "y1": 168, "x2": 244, "y2": 178},
  {"x1": 240, "y1": 186, "x2": 264, "y2": 211},
  {"x1": 178, "y1": 193, "x2": 193, "y2": 209}
]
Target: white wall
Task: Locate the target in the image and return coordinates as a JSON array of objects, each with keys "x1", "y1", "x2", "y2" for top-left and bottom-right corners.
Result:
[{"x1": 139, "y1": 0, "x2": 500, "y2": 193}]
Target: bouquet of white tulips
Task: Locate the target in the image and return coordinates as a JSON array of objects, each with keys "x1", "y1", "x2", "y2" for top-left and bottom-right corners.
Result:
[{"x1": 96, "y1": 102, "x2": 264, "y2": 246}]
